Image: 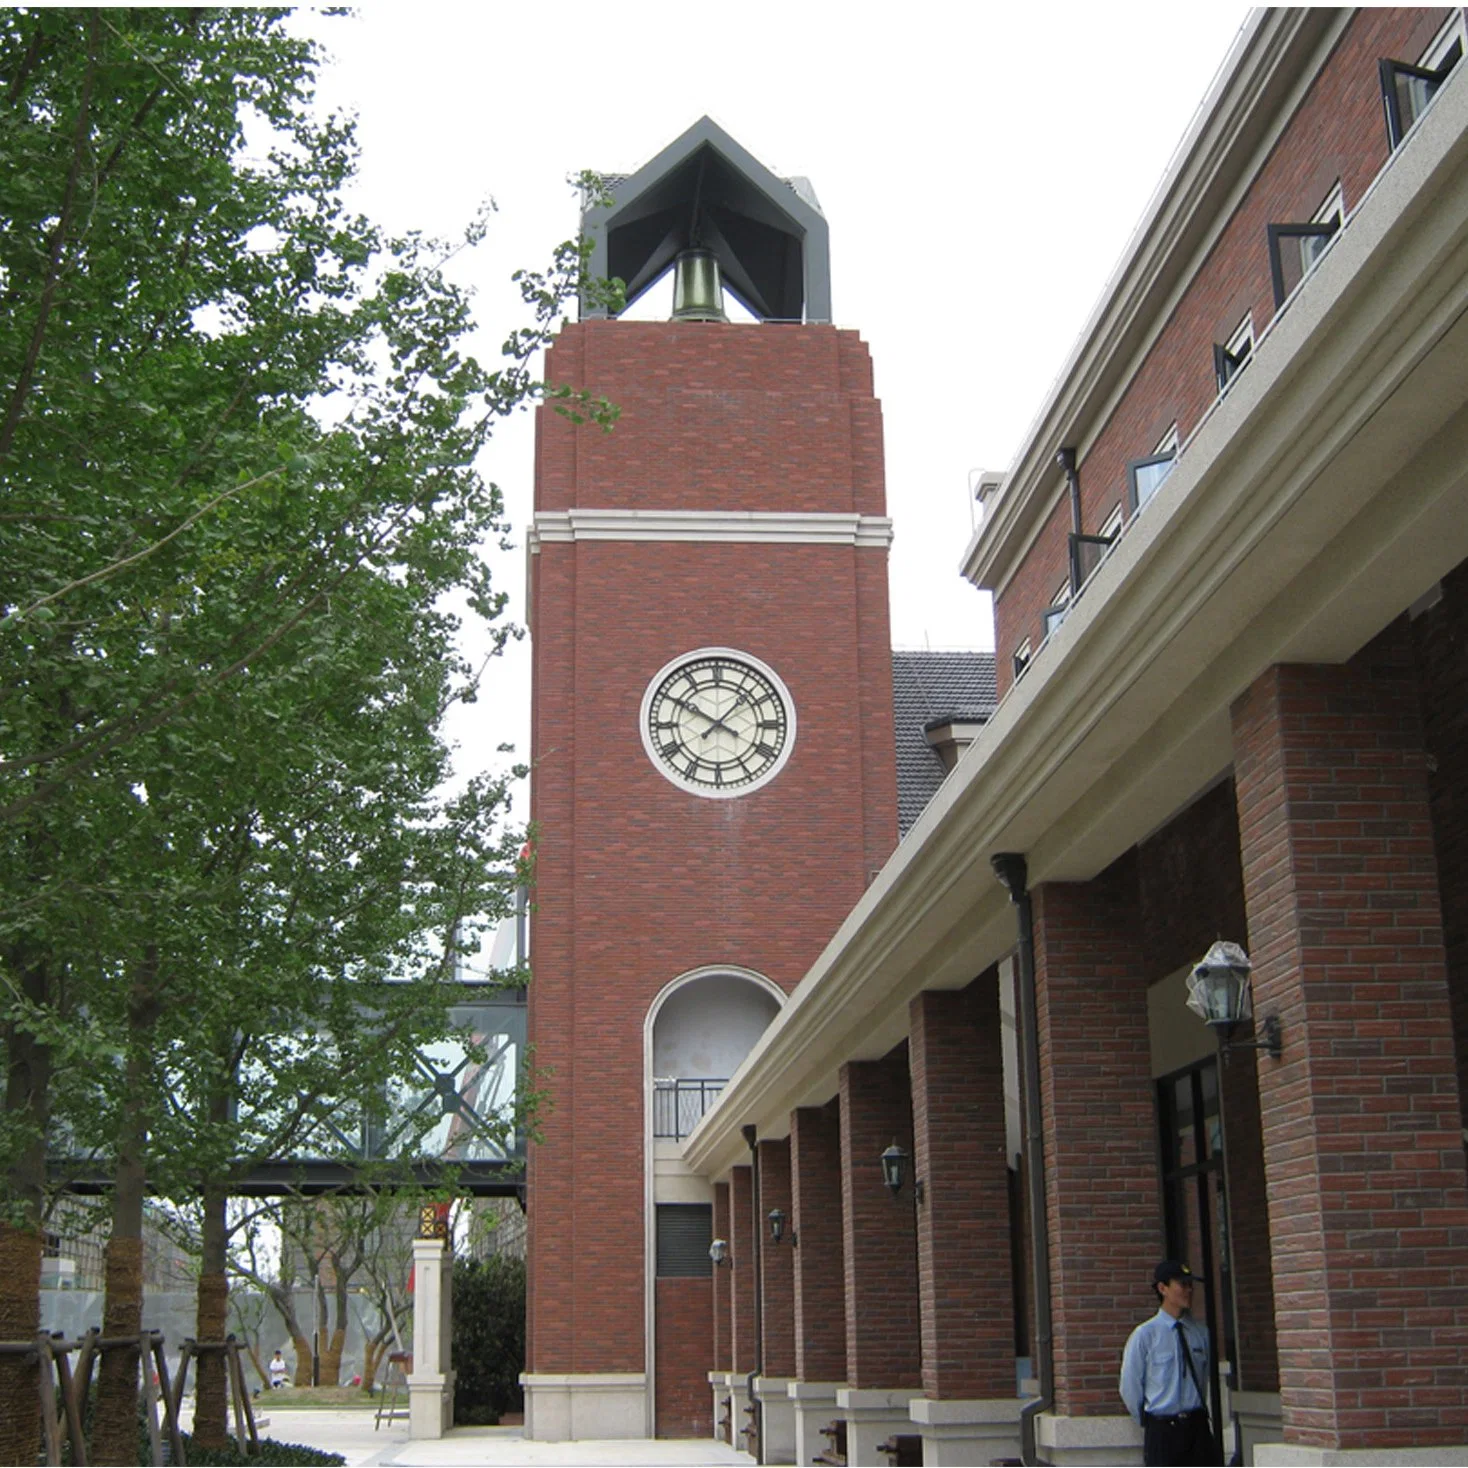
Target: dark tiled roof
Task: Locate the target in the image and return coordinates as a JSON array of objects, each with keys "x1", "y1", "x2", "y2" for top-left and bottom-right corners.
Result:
[{"x1": 892, "y1": 650, "x2": 998, "y2": 837}]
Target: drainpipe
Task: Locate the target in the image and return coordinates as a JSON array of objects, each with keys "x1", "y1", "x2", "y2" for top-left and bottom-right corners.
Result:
[
  {"x1": 992, "y1": 853, "x2": 1053, "y2": 1468},
  {"x1": 742, "y1": 1123, "x2": 765, "y2": 1464},
  {"x1": 1057, "y1": 446, "x2": 1082, "y2": 593}
]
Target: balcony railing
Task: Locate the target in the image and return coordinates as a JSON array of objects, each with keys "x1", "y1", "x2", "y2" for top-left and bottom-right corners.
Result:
[{"x1": 652, "y1": 1078, "x2": 727, "y2": 1140}]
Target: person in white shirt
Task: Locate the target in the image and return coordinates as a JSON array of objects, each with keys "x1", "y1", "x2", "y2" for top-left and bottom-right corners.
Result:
[{"x1": 268, "y1": 1349, "x2": 289, "y2": 1389}]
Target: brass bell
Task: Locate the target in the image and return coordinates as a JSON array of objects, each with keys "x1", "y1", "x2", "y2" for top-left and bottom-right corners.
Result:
[{"x1": 670, "y1": 248, "x2": 728, "y2": 322}]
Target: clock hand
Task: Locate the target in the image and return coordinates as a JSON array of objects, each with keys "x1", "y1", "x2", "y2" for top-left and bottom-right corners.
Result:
[{"x1": 670, "y1": 695, "x2": 737, "y2": 738}]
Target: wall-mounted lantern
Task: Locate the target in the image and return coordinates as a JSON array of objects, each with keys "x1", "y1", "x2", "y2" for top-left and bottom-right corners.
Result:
[
  {"x1": 767, "y1": 1208, "x2": 789, "y2": 1245},
  {"x1": 1187, "y1": 940, "x2": 1282, "y2": 1058},
  {"x1": 709, "y1": 1237, "x2": 730, "y2": 1268}
]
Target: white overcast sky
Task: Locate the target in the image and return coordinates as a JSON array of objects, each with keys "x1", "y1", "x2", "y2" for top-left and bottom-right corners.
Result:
[{"x1": 304, "y1": 2, "x2": 1252, "y2": 796}]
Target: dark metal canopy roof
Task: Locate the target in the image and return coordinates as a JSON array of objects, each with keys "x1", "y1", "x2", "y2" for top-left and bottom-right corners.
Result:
[{"x1": 582, "y1": 117, "x2": 831, "y2": 323}]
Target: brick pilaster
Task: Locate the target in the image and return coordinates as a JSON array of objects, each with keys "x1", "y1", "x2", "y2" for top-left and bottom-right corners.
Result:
[
  {"x1": 758, "y1": 1138, "x2": 796, "y2": 1378},
  {"x1": 839, "y1": 1048, "x2": 920, "y2": 1390},
  {"x1": 1033, "y1": 852, "x2": 1158, "y2": 1416},
  {"x1": 730, "y1": 1164, "x2": 755, "y2": 1376},
  {"x1": 1232, "y1": 637, "x2": 1468, "y2": 1450},
  {"x1": 713, "y1": 1181, "x2": 730, "y2": 1372},
  {"x1": 791, "y1": 1100, "x2": 846, "y2": 1382},
  {"x1": 910, "y1": 975, "x2": 1013, "y2": 1399}
]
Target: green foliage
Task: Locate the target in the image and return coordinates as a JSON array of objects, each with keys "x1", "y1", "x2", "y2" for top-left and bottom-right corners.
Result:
[
  {"x1": 179, "y1": 1434, "x2": 346, "y2": 1467},
  {"x1": 0, "y1": 6, "x2": 612, "y2": 1223},
  {"x1": 451, "y1": 1253, "x2": 526, "y2": 1425}
]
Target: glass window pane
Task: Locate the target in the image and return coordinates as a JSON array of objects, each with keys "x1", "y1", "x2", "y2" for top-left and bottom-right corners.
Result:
[{"x1": 1134, "y1": 456, "x2": 1174, "y2": 509}]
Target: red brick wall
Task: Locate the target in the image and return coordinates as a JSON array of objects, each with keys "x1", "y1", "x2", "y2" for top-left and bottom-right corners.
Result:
[
  {"x1": 910, "y1": 975, "x2": 1014, "y2": 1399},
  {"x1": 712, "y1": 1181, "x2": 730, "y2": 1372},
  {"x1": 1135, "y1": 781, "x2": 1282, "y2": 1391},
  {"x1": 537, "y1": 323, "x2": 883, "y2": 516},
  {"x1": 995, "y1": 8, "x2": 1450, "y2": 690},
  {"x1": 839, "y1": 1048, "x2": 920, "y2": 1390},
  {"x1": 790, "y1": 1100, "x2": 846, "y2": 1382},
  {"x1": 527, "y1": 320, "x2": 898, "y2": 1375},
  {"x1": 1231, "y1": 631, "x2": 1468, "y2": 1450},
  {"x1": 730, "y1": 1164, "x2": 754, "y2": 1376},
  {"x1": 758, "y1": 1138, "x2": 796, "y2": 1378},
  {"x1": 1413, "y1": 560, "x2": 1468, "y2": 1131},
  {"x1": 1033, "y1": 853, "x2": 1160, "y2": 1416},
  {"x1": 655, "y1": 1279, "x2": 713, "y2": 1437}
]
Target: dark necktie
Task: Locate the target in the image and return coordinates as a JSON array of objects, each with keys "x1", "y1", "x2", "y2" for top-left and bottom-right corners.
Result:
[{"x1": 1175, "y1": 1320, "x2": 1206, "y2": 1410}]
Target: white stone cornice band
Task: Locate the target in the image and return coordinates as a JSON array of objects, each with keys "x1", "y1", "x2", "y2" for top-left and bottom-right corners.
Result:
[{"x1": 528, "y1": 508, "x2": 894, "y2": 550}]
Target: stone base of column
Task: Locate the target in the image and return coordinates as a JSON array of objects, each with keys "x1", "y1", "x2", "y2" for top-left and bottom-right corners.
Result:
[
  {"x1": 790, "y1": 1380, "x2": 844, "y2": 1467},
  {"x1": 406, "y1": 1370, "x2": 454, "y2": 1439},
  {"x1": 838, "y1": 1386, "x2": 920, "y2": 1467},
  {"x1": 709, "y1": 1371, "x2": 735, "y2": 1443},
  {"x1": 519, "y1": 1372, "x2": 647, "y2": 1439},
  {"x1": 909, "y1": 1396, "x2": 1023, "y2": 1466},
  {"x1": 1036, "y1": 1411, "x2": 1144, "y2": 1466},
  {"x1": 754, "y1": 1376, "x2": 796, "y2": 1464},
  {"x1": 1233, "y1": 1390, "x2": 1283, "y2": 1466},
  {"x1": 1254, "y1": 1449, "x2": 1468, "y2": 1466}
]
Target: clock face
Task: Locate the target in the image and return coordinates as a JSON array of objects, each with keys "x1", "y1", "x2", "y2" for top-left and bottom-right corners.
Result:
[{"x1": 640, "y1": 648, "x2": 796, "y2": 798}]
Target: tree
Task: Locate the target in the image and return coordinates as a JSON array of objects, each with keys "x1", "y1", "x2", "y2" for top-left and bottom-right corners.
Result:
[{"x1": 0, "y1": 10, "x2": 615, "y2": 1462}]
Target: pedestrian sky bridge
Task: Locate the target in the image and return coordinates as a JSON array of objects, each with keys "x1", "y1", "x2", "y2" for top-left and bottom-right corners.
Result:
[{"x1": 49, "y1": 983, "x2": 528, "y2": 1198}]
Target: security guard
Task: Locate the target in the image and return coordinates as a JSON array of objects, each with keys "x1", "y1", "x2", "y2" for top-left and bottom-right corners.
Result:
[{"x1": 1119, "y1": 1260, "x2": 1220, "y2": 1466}]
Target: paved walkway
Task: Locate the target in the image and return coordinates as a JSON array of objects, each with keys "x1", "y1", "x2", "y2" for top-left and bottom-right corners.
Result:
[{"x1": 255, "y1": 1409, "x2": 755, "y2": 1467}]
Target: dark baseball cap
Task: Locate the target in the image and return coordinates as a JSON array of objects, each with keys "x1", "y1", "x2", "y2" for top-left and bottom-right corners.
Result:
[{"x1": 1153, "y1": 1259, "x2": 1204, "y2": 1286}]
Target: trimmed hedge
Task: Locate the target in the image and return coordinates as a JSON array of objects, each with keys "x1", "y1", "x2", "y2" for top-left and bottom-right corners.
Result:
[{"x1": 180, "y1": 1433, "x2": 346, "y2": 1466}]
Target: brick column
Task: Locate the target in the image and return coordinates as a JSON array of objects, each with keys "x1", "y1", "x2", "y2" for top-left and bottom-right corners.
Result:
[
  {"x1": 757, "y1": 1137, "x2": 797, "y2": 1462},
  {"x1": 710, "y1": 1181, "x2": 733, "y2": 1443},
  {"x1": 839, "y1": 1048, "x2": 920, "y2": 1465},
  {"x1": 792, "y1": 1101, "x2": 846, "y2": 1381},
  {"x1": 712, "y1": 1182, "x2": 730, "y2": 1370},
  {"x1": 1232, "y1": 641, "x2": 1468, "y2": 1454},
  {"x1": 910, "y1": 978, "x2": 1012, "y2": 1397},
  {"x1": 1032, "y1": 852, "x2": 1153, "y2": 1464},
  {"x1": 906, "y1": 976, "x2": 1022, "y2": 1463},
  {"x1": 790, "y1": 1100, "x2": 846, "y2": 1466},
  {"x1": 729, "y1": 1164, "x2": 755, "y2": 1375}
]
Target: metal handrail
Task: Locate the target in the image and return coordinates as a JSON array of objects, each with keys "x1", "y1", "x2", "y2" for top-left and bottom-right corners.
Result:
[{"x1": 651, "y1": 1078, "x2": 727, "y2": 1140}]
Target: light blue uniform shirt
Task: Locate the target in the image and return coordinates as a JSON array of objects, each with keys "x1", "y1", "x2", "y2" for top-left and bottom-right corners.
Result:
[{"x1": 1119, "y1": 1308, "x2": 1210, "y2": 1422}]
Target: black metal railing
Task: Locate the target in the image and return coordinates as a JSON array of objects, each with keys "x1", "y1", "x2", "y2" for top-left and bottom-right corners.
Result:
[{"x1": 652, "y1": 1078, "x2": 727, "y2": 1140}]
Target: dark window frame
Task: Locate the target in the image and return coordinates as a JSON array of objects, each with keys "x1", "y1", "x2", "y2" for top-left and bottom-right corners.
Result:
[
  {"x1": 1380, "y1": 38, "x2": 1463, "y2": 149},
  {"x1": 1126, "y1": 452, "x2": 1176, "y2": 514},
  {"x1": 1266, "y1": 219, "x2": 1341, "y2": 308},
  {"x1": 1069, "y1": 530, "x2": 1117, "y2": 592},
  {"x1": 1213, "y1": 338, "x2": 1251, "y2": 391},
  {"x1": 1011, "y1": 641, "x2": 1032, "y2": 681}
]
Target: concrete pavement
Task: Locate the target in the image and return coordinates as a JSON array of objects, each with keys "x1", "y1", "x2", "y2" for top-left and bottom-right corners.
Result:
[{"x1": 254, "y1": 1410, "x2": 756, "y2": 1467}]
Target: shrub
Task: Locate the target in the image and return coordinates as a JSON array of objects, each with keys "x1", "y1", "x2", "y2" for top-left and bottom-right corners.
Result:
[{"x1": 451, "y1": 1254, "x2": 526, "y2": 1425}]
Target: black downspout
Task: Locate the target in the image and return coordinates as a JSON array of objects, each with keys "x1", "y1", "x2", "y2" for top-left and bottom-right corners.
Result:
[
  {"x1": 992, "y1": 853, "x2": 1054, "y2": 1468},
  {"x1": 742, "y1": 1123, "x2": 764, "y2": 1465}
]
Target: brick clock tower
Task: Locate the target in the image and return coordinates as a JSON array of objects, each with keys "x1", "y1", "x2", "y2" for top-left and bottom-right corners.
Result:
[{"x1": 523, "y1": 119, "x2": 898, "y2": 1441}]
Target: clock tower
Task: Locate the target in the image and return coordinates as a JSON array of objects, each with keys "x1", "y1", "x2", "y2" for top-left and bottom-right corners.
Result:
[{"x1": 522, "y1": 119, "x2": 898, "y2": 1440}]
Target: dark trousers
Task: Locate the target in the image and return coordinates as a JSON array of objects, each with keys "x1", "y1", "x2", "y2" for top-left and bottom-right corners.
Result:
[{"x1": 1142, "y1": 1408, "x2": 1220, "y2": 1466}]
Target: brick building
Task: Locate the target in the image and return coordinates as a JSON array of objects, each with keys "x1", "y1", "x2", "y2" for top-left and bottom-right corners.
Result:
[
  {"x1": 521, "y1": 119, "x2": 969, "y2": 1441},
  {"x1": 662, "y1": 9, "x2": 1468, "y2": 1467}
]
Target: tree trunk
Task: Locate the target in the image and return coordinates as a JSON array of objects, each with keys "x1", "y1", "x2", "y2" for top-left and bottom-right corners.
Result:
[
  {"x1": 319, "y1": 1263, "x2": 352, "y2": 1387},
  {"x1": 0, "y1": 950, "x2": 51, "y2": 1468},
  {"x1": 192, "y1": 1184, "x2": 230, "y2": 1449},
  {"x1": 0, "y1": 1225, "x2": 44, "y2": 1465},
  {"x1": 290, "y1": 1328, "x2": 312, "y2": 1386},
  {"x1": 362, "y1": 1327, "x2": 391, "y2": 1391},
  {"x1": 92, "y1": 1041, "x2": 150, "y2": 1466}
]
